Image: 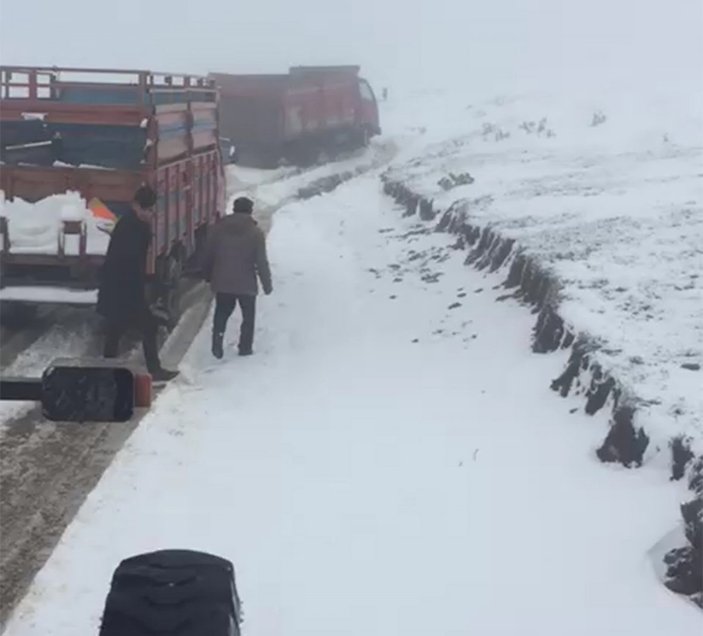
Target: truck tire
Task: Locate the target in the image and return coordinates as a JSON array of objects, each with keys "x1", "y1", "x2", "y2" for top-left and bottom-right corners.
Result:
[
  {"x1": 353, "y1": 126, "x2": 369, "y2": 150},
  {"x1": 163, "y1": 253, "x2": 183, "y2": 323},
  {"x1": 360, "y1": 126, "x2": 370, "y2": 147},
  {"x1": 99, "y1": 550, "x2": 242, "y2": 636},
  {"x1": 152, "y1": 252, "x2": 183, "y2": 328}
]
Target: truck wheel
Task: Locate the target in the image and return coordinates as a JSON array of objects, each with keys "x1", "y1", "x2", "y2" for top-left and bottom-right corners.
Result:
[
  {"x1": 356, "y1": 127, "x2": 370, "y2": 149},
  {"x1": 362, "y1": 127, "x2": 370, "y2": 147},
  {"x1": 99, "y1": 550, "x2": 242, "y2": 636},
  {"x1": 162, "y1": 253, "x2": 183, "y2": 326}
]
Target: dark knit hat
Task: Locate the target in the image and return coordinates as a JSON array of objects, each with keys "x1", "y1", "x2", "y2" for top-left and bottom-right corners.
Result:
[
  {"x1": 233, "y1": 196, "x2": 254, "y2": 214},
  {"x1": 134, "y1": 185, "x2": 157, "y2": 209}
]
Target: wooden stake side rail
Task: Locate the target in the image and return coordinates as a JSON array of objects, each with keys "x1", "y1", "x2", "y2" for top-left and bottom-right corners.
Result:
[{"x1": 0, "y1": 66, "x2": 225, "y2": 294}]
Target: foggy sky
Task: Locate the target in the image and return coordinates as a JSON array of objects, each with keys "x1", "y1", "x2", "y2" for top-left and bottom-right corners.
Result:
[{"x1": 1, "y1": 0, "x2": 701, "y2": 92}]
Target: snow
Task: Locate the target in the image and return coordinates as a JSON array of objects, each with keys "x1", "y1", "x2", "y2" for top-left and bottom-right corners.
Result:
[
  {"x1": 0, "y1": 192, "x2": 111, "y2": 256},
  {"x1": 227, "y1": 139, "x2": 399, "y2": 211},
  {"x1": 4, "y1": 174, "x2": 701, "y2": 635},
  {"x1": 20, "y1": 112, "x2": 47, "y2": 121},
  {"x1": 224, "y1": 140, "x2": 398, "y2": 235},
  {"x1": 383, "y1": 83, "x2": 703, "y2": 456},
  {"x1": 4, "y1": 140, "x2": 52, "y2": 151},
  {"x1": 226, "y1": 164, "x2": 297, "y2": 189},
  {"x1": 0, "y1": 286, "x2": 98, "y2": 304},
  {"x1": 52, "y1": 161, "x2": 115, "y2": 170}
]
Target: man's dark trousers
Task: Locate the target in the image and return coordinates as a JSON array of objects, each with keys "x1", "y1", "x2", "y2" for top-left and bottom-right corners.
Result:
[
  {"x1": 213, "y1": 293, "x2": 256, "y2": 353},
  {"x1": 103, "y1": 306, "x2": 161, "y2": 372}
]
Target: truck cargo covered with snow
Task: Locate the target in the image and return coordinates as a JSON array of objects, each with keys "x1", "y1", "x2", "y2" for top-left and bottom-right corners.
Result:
[
  {"x1": 0, "y1": 66, "x2": 226, "y2": 307},
  {"x1": 211, "y1": 65, "x2": 381, "y2": 167}
]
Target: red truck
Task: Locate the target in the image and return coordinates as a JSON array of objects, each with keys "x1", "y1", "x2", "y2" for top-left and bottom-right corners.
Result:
[
  {"x1": 211, "y1": 65, "x2": 381, "y2": 167},
  {"x1": 0, "y1": 66, "x2": 226, "y2": 312}
]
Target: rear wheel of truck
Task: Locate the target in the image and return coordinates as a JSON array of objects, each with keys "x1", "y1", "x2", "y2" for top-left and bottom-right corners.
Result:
[
  {"x1": 362, "y1": 127, "x2": 370, "y2": 147},
  {"x1": 99, "y1": 550, "x2": 242, "y2": 636},
  {"x1": 153, "y1": 251, "x2": 183, "y2": 329},
  {"x1": 164, "y1": 253, "x2": 183, "y2": 322},
  {"x1": 355, "y1": 126, "x2": 370, "y2": 149}
]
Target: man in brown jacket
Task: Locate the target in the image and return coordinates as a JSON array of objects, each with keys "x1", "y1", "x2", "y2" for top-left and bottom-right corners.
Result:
[{"x1": 203, "y1": 196, "x2": 273, "y2": 359}]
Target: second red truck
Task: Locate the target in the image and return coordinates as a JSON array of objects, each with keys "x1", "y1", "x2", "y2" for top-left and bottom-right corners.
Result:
[{"x1": 211, "y1": 65, "x2": 381, "y2": 167}]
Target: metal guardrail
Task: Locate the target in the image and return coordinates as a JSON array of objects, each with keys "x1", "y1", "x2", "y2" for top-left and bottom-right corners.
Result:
[{"x1": 1, "y1": 66, "x2": 217, "y2": 102}]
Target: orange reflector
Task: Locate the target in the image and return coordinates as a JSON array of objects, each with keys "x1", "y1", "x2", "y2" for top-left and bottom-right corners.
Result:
[{"x1": 88, "y1": 197, "x2": 117, "y2": 222}]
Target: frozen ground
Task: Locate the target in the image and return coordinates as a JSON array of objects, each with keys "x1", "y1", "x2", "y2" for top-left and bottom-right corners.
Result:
[
  {"x1": 5, "y1": 175, "x2": 701, "y2": 635},
  {"x1": 384, "y1": 83, "x2": 703, "y2": 456}
]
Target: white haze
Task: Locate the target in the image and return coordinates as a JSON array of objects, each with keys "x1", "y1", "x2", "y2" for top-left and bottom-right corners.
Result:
[{"x1": 0, "y1": 0, "x2": 701, "y2": 94}]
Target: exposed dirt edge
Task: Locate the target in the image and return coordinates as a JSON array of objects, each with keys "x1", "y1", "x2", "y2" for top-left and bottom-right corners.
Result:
[{"x1": 381, "y1": 176, "x2": 703, "y2": 607}]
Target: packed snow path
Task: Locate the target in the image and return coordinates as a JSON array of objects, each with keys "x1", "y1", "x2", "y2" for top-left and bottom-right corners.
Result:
[{"x1": 6, "y1": 175, "x2": 700, "y2": 635}]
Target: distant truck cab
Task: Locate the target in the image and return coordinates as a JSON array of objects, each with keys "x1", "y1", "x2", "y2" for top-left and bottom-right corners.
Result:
[
  {"x1": 210, "y1": 65, "x2": 381, "y2": 168},
  {"x1": 0, "y1": 66, "x2": 226, "y2": 312}
]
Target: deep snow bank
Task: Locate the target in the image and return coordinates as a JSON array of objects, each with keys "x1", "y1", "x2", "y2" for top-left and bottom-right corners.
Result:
[{"x1": 381, "y1": 85, "x2": 703, "y2": 605}]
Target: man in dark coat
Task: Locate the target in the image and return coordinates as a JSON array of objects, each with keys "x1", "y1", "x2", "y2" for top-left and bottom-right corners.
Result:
[
  {"x1": 203, "y1": 196, "x2": 272, "y2": 359},
  {"x1": 97, "y1": 185, "x2": 178, "y2": 381}
]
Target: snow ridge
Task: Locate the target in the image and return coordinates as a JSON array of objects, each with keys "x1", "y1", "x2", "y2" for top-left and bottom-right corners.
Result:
[{"x1": 381, "y1": 175, "x2": 703, "y2": 608}]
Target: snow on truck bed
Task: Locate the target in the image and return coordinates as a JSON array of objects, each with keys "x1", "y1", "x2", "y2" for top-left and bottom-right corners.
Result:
[
  {"x1": 0, "y1": 286, "x2": 98, "y2": 304},
  {"x1": 0, "y1": 192, "x2": 111, "y2": 256},
  {"x1": 384, "y1": 84, "x2": 703, "y2": 452}
]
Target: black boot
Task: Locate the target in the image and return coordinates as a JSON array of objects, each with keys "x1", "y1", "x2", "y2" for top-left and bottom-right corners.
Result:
[
  {"x1": 212, "y1": 331, "x2": 224, "y2": 360},
  {"x1": 151, "y1": 367, "x2": 179, "y2": 382},
  {"x1": 142, "y1": 320, "x2": 178, "y2": 382}
]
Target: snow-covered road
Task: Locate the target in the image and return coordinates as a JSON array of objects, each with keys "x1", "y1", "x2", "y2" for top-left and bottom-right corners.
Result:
[{"x1": 5, "y1": 174, "x2": 700, "y2": 635}]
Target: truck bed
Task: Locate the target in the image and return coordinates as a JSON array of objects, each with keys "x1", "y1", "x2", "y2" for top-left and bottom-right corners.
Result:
[{"x1": 0, "y1": 67, "x2": 225, "y2": 294}]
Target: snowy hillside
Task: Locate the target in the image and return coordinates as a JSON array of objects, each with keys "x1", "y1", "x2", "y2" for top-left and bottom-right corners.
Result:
[{"x1": 383, "y1": 84, "x2": 703, "y2": 458}]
